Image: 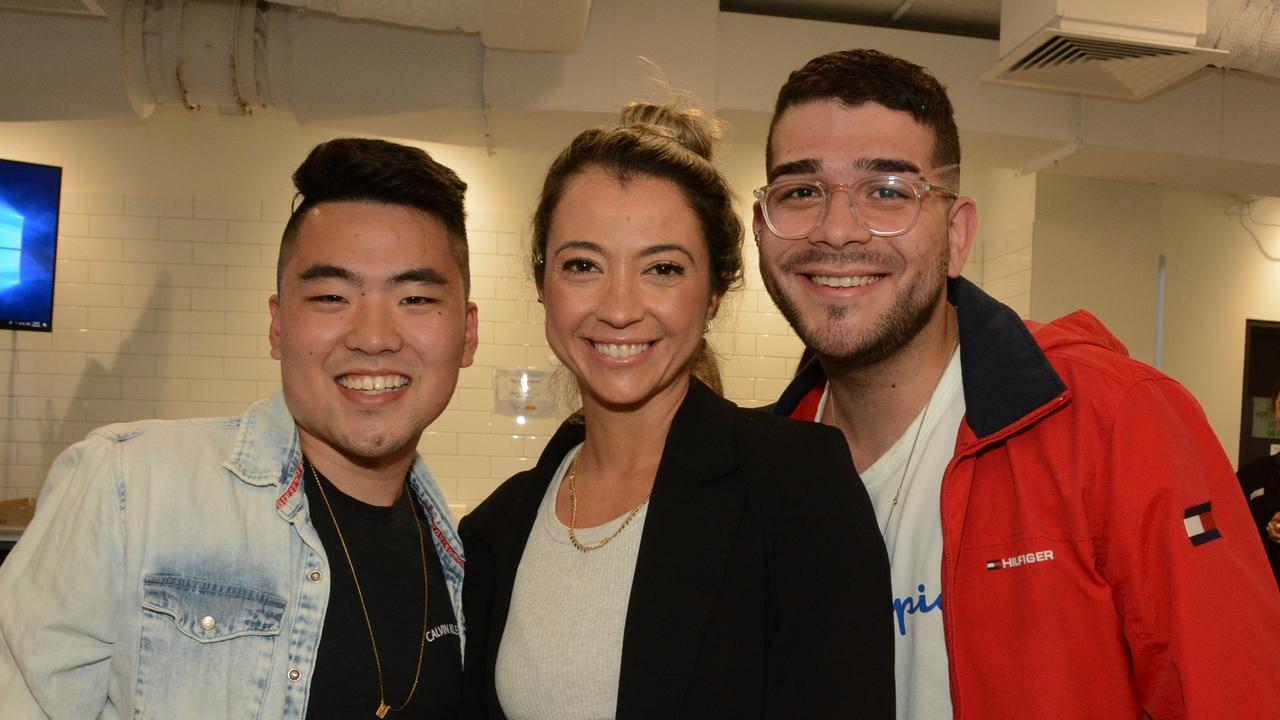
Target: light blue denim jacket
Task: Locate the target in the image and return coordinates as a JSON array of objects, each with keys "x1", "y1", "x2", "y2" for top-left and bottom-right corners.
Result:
[{"x1": 0, "y1": 394, "x2": 465, "y2": 719}]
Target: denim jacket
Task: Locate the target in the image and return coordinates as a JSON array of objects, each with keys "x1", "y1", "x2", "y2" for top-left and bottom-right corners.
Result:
[{"x1": 0, "y1": 394, "x2": 465, "y2": 719}]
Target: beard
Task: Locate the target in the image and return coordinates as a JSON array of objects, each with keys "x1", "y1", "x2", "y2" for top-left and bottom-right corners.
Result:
[{"x1": 762, "y1": 243, "x2": 950, "y2": 369}]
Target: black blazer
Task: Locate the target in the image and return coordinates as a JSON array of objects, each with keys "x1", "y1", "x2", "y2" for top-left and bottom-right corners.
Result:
[
  {"x1": 459, "y1": 379, "x2": 893, "y2": 719},
  {"x1": 1237, "y1": 453, "x2": 1280, "y2": 586}
]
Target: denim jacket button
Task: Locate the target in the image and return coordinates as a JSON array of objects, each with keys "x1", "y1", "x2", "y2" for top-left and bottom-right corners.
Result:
[
  {"x1": 199, "y1": 615, "x2": 216, "y2": 631},
  {"x1": 308, "y1": 570, "x2": 323, "y2": 583},
  {"x1": 288, "y1": 668, "x2": 302, "y2": 682}
]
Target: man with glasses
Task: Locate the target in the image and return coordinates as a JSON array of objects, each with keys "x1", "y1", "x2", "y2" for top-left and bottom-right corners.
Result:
[{"x1": 758, "y1": 49, "x2": 1280, "y2": 718}]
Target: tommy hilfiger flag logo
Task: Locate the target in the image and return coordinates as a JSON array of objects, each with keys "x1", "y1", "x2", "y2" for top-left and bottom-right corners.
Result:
[{"x1": 1184, "y1": 502, "x2": 1222, "y2": 546}]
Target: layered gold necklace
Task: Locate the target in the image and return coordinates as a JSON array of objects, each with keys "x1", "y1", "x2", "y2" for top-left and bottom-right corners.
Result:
[
  {"x1": 565, "y1": 454, "x2": 650, "y2": 553},
  {"x1": 310, "y1": 463, "x2": 429, "y2": 718}
]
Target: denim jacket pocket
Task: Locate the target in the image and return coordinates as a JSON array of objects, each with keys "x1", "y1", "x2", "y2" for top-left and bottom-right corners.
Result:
[{"x1": 136, "y1": 574, "x2": 287, "y2": 719}]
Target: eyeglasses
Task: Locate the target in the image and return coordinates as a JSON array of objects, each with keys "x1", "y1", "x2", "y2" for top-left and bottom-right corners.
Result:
[{"x1": 753, "y1": 175, "x2": 958, "y2": 239}]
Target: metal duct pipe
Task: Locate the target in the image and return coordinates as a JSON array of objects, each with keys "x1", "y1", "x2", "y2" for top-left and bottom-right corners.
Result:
[
  {"x1": 136, "y1": 0, "x2": 269, "y2": 115},
  {"x1": 1206, "y1": 0, "x2": 1280, "y2": 78},
  {"x1": 265, "y1": 0, "x2": 480, "y2": 33},
  {"x1": 264, "y1": 0, "x2": 594, "y2": 53},
  {"x1": 1, "y1": 0, "x2": 586, "y2": 122},
  {"x1": 149, "y1": 0, "x2": 486, "y2": 120}
]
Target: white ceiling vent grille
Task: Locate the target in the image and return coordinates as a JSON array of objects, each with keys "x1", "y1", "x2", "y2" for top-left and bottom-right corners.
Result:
[
  {"x1": 985, "y1": 27, "x2": 1228, "y2": 100},
  {"x1": 0, "y1": 0, "x2": 105, "y2": 16},
  {"x1": 1011, "y1": 35, "x2": 1185, "y2": 71}
]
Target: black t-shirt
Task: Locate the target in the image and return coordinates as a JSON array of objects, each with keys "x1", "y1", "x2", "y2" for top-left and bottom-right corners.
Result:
[
  {"x1": 1237, "y1": 453, "x2": 1280, "y2": 590},
  {"x1": 303, "y1": 460, "x2": 462, "y2": 718}
]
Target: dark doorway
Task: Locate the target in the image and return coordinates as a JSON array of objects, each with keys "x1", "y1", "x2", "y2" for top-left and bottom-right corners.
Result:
[{"x1": 1239, "y1": 319, "x2": 1280, "y2": 467}]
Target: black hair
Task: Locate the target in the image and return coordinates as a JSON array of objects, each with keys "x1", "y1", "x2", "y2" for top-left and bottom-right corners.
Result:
[
  {"x1": 767, "y1": 49, "x2": 960, "y2": 186},
  {"x1": 277, "y1": 138, "x2": 470, "y2": 295}
]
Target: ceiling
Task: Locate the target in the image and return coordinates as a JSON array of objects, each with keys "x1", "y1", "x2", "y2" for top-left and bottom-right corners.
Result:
[
  {"x1": 721, "y1": 0, "x2": 1002, "y2": 40},
  {"x1": 5, "y1": 0, "x2": 1280, "y2": 197}
]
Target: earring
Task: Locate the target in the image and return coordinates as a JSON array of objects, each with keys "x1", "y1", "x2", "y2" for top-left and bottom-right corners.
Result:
[
  {"x1": 703, "y1": 318, "x2": 714, "y2": 334},
  {"x1": 536, "y1": 296, "x2": 544, "y2": 304},
  {"x1": 753, "y1": 231, "x2": 761, "y2": 244}
]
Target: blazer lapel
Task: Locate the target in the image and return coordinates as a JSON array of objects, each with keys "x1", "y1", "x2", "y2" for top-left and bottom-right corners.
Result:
[{"x1": 616, "y1": 380, "x2": 745, "y2": 720}]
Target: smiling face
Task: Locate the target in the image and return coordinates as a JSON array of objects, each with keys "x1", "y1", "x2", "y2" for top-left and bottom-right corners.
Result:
[
  {"x1": 269, "y1": 201, "x2": 478, "y2": 470},
  {"x1": 541, "y1": 168, "x2": 720, "y2": 414},
  {"x1": 756, "y1": 100, "x2": 975, "y2": 367}
]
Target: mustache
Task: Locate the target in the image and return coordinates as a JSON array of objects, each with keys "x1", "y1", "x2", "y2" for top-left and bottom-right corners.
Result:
[{"x1": 779, "y1": 248, "x2": 904, "y2": 274}]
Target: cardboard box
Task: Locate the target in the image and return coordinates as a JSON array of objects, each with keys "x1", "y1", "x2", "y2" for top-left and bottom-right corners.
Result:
[{"x1": 0, "y1": 497, "x2": 36, "y2": 528}]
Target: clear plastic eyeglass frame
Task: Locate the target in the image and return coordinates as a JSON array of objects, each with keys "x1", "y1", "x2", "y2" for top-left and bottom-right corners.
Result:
[{"x1": 753, "y1": 174, "x2": 958, "y2": 239}]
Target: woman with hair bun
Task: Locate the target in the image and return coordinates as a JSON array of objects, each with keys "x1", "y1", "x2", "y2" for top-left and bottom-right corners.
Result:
[{"x1": 459, "y1": 100, "x2": 893, "y2": 719}]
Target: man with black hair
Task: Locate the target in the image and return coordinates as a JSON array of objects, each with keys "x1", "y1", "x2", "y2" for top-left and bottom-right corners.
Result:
[
  {"x1": 757, "y1": 49, "x2": 1280, "y2": 718},
  {"x1": 0, "y1": 138, "x2": 477, "y2": 718}
]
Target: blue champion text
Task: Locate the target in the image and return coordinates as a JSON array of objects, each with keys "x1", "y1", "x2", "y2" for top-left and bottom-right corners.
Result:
[{"x1": 892, "y1": 583, "x2": 942, "y2": 636}]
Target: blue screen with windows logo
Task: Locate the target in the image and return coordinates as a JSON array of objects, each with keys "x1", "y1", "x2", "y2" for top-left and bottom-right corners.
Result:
[{"x1": 0, "y1": 159, "x2": 61, "y2": 331}]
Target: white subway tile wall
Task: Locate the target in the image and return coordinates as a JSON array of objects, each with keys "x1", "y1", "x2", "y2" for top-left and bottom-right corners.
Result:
[
  {"x1": 966, "y1": 167, "x2": 1035, "y2": 319},
  {"x1": 0, "y1": 189, "x2": 772, "y2": 516},
  {"x1": 1, "y1": 185, "x2": 1012, "y2": 520}
]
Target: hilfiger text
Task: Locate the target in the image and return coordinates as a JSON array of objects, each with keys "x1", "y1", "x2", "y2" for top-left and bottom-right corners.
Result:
[{"x1": 986, "y1": 549, "x2": 1055, "y2": 571}]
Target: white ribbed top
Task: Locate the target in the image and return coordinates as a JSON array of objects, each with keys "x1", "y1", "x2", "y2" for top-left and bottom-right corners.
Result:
[{"x1": 495, "y1": 444, "x2": 649, "y2": 720}]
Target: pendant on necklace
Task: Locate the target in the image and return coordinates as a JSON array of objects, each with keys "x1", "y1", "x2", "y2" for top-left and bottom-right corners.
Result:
[{"x1": 376, "y1": 702, "x2": 391, "y2": 718}]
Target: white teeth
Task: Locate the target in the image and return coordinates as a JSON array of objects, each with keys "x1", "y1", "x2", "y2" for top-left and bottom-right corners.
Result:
[
  {"x1": 338, "y1": 375, "x2": 409, "y2": 393},
  {"x1": 592, "y1": 342, "x2": 651, "y2": 358},
  {"x1": 812, "y1": 275, "x2": 882, "y2": 288}
]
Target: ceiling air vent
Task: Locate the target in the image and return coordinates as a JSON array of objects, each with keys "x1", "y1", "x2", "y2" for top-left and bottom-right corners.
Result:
[
  {"x1": 0, "y1": 0, "x2": 106, "y2": 16},
  {"x1": 985, "y1": 27, "x2": 1228, "y2": 100}
]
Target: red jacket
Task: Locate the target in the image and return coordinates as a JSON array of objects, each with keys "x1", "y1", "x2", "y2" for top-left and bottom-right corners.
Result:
[{"x1": 774, "y1": 278, "x2": 1280, "y2": 719}]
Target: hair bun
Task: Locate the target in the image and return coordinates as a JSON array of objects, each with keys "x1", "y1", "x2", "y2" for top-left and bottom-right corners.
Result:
[{"x1": 619, "y1": 101, "x2": 721, "y2": 162}]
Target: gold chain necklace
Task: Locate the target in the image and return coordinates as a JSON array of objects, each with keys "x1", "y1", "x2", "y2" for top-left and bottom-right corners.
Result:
[
  {"x1": 309, "y1": 462, "x2": 429, "y2": 719},
  {"x1": 566, "y1": 455, "x2": 650, "y2": 553}
]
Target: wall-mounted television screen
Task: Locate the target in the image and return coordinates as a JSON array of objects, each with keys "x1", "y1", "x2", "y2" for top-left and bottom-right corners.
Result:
[{"x1": 0, "y1": 159, "x2": 61, "y2": 332}]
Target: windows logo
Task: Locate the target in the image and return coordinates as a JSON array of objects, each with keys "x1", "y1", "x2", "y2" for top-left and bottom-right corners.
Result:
[
  {"x1": 0, "y1": 157, "x2": 61, "y2": 331},
  {"x1": 0, "y1": 207, "x2": 22, "y2": 287}
]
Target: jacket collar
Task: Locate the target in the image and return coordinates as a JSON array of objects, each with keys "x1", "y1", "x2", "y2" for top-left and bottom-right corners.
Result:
[
  {"x1": 950, "y1": 276, "x2": 1066, "y2": 438},
  {"x1": 224, "y1": 394, "x2": 300, "y2": 488},
  {"x1": 650, "y1": 376, "x2": 740, "y2": 483},
  {"x1": 616, "y1": 378, "x2": 745, "y2": 716},
  {"x1": 220, "y1": 393, "x2": 467, "y2": 653},
  {"x1": 220, "y1": 394, "x2": 460, "y2": 537},
  {"x1": 529, "y1": 377, "x2": 739, "y2": 487},
  {"x1": 774, "y1": 277, "x2": 1066, "y2": 439},
  {"x1": 476, "y1": 374, "x2": 740, "y2": 555}
]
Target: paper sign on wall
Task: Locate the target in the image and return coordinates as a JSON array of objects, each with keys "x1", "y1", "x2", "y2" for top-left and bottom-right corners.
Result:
[
  {"x1": 494, "y1": 369, "x2": 555, "y2": 418},
  {"x1": 1251, "y1": 396, "x2": 1279, "y2": 440}
]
